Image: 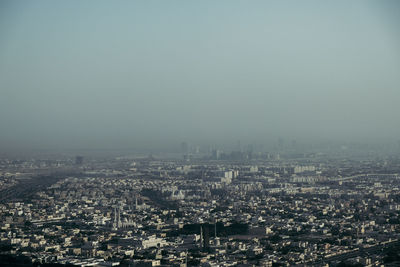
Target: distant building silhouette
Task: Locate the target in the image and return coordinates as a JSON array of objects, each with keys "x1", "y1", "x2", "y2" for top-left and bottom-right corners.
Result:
[
  {"x1": 181, "y1": 142, "x2": 188, "y2": 154},
  {"x1": 75, "y1": 156, "x2": 83, "y2": 165}
]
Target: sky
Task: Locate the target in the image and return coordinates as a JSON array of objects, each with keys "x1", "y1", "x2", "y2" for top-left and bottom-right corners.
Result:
[{"x1": 0, "y1": 0, "x2": 400, "y2": 152}]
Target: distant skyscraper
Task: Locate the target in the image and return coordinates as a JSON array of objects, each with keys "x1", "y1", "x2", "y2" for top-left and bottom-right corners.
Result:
[
  {"x1": 181, "y1": 142, "x2": 188, "y2": 154},
  {"x1": 75, "y1": 156, "x2": 83, "y2": 165},
  {"x1": 247, "y1": 144, "x2": 254, "y2": 153},
  {"x1": 212, "y1": 149, "x2": 221, "y2": 160},
  {"x1": 236, "y1": 140, "x2": 242, "y2": 152}
]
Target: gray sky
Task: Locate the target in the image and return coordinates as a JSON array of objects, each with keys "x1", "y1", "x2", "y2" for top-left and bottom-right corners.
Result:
[{"x1": 1, "y1": 0, "x2": 399, "y2": 151}]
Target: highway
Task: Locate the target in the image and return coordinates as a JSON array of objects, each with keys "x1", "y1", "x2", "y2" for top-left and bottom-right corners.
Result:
[{"x1": 307, "y1": 239, "x2": 400, "y2": 266}]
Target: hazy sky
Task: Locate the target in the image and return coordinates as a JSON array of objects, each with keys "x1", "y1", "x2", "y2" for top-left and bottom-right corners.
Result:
[{"x1": 1, "y1": 0, "x2": 399, "y2": 151}]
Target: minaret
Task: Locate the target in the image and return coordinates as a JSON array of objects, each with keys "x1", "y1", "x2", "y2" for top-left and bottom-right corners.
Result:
[
  {"x1": 214, "y1": 219, "x2": 220, "y2": 246},
  {"x1": 214, "y1": 220, "x2": 217, "y2": 238},
  {"x1": 200, "y1": 225, "x2": 203, "y2": 248},
  {"x1": 112, "y1": 207, "x2": 118, "y2": 230},
  {"x1": 117, "y1": 207, "x2": 121, "y2": 228}
]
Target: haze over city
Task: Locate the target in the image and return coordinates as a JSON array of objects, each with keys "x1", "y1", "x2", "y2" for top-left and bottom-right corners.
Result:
[
  {"x1": 4, "y1": 2, "x2": 400, "y2": 267},
  {"x1": 1, "y1": 0, "x2": 400, "y2": 152}
]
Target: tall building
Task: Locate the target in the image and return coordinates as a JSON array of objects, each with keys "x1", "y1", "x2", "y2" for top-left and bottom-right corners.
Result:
[
  {"x1": 181, "y1": 142, "x2": 188, "y2": 154},
  {"x1": 236, "y1": 140, "x2": 242, "y2": 152},
  {"x1": 75, "y1": 156, "x2": 84, "y2": 165},
  {"x1": 211, "y1": 149, "x2": 221, "y2": 160}
]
